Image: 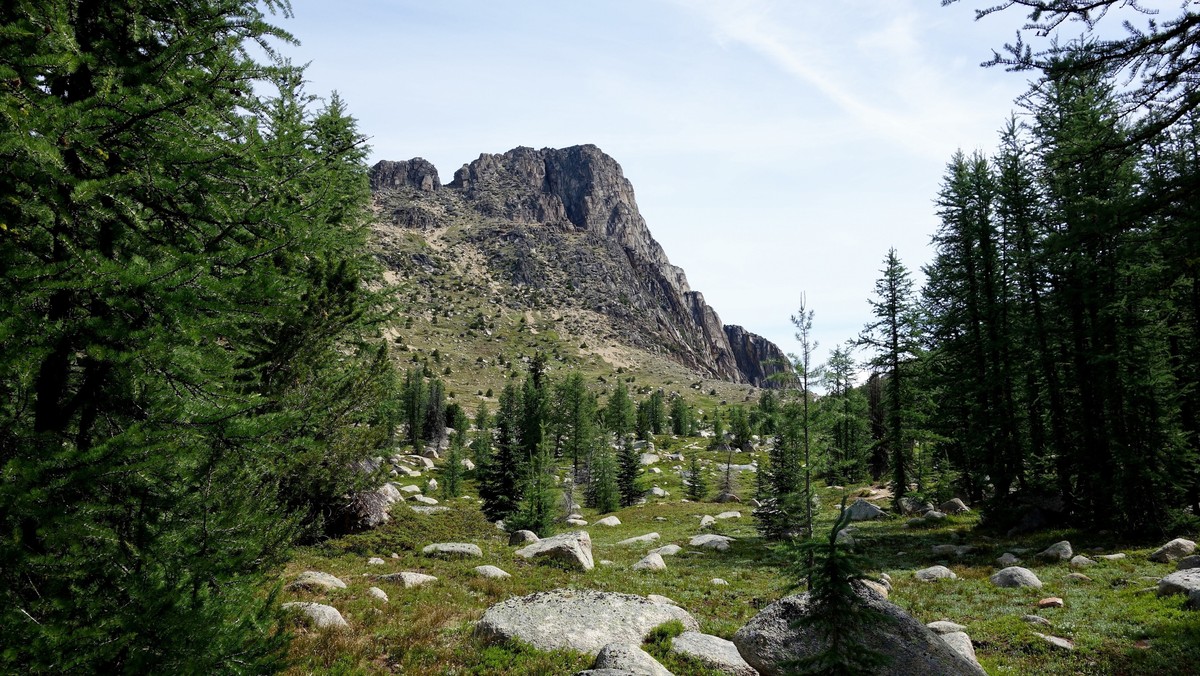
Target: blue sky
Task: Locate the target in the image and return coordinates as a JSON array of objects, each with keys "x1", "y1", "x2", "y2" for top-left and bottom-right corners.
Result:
[{"x1": 280, "y1": 0, "x2": 1037, "y2": 372}]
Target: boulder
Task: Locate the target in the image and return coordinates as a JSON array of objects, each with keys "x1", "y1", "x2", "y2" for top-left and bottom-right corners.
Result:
[
  {"x1": 509, "y1": 529, "x2": 539, "y2": 545},
  {"x1": 715, "y1": 493, "x2": 741, "y2": 503},
  {"x1": 1177, "y1": 555, "x2": 1200, "y2": 571},
  {"x1": 651, "y1": 544, "x2": 683, "y2": 557},
  {"x1": 939, "y1": 632, "x2": 983, "y2": 673},
  {"x1": 844, "y1": 498, "x2": 885, "y2": 521},
  {"x1": 474, "y1": 565, "x2": 511, "y2": 579},
  {"x1": 1069, "y1": 555, "x2": 1095, "y2": 568},
  {"x1": 926, "y1": 621, "x2": 967, "y2": 635},
  {"x1": 591, "y1": 642, "x2": 672, "y2": 676},
  {"x1": 671, "y1": 631, "x2": 757, "y2": 676},
  {"x1": 1033, "y1": 633, "x2": 1074, "y2": 651},
  {"x1": 700, "y1": 515, "x2": 717, "y2": 529},
  {"x1": 366, "y1": 587, "x2": 388, "y2": 603},
  {"x1": 732, "y1": 585, "x2": 986, "y2": 676},
  {"x1": 367, "y1": 557, "x2": 386, "y2": 566},
  {"x1": 567, "y1": 518, "x2": 590, "y2": 526},
  {"x1": 690, "y1": 534, "x2": 735, "y2": 552},
  {"x1": 1036, "y1": 541, "x2": 1073, "y2": 562},
  {"x1": 632, "y1": 553, "x2": 666, "y2": 571},
  {"x1": 282, "y1": 601, "x2": 348, "y2": 629},
  {"x1": 1037, "y1": 597, "x2": 1064, "y2": 608},
  {"x1": 287, "y1": 571, "x2": 347, "y2": 592},
  {"x1": 516, "y1": 531, "x2": 595, "y2": 571},
  {"x1": 378, "y1": 483, "x2": 403, "y2": 504},
  {"x1": 1149, "y1": 538, "x2": 1197, "y2": 563},
  {"x1": 716, "y1": 511, "x2": 741, "y2": 520},
  {"x1": 475, "y1": 589, "x2": 699, "y2": 655},
  {"x1": 996, "y1": 552, "x2": 1021, "y2": 567},
  {"x1": 618, "y1": 532, "x2": 661, "y2": 546},
  {"x1": 1157, "y1": 568, "x2": 1200, "y2": 597},
  {"x1": 422, "y1": 542, "x2": 483, "y2": 558},
  {"x1": 915, "y1": 566, "x2": 957, "y2": 582},
  {"x1": 639, "y1": 453, "x2": 661, "y2": 466},
  {"x1": 595, "y1": 516, "x2": 622, "y2": 527},
  {"x1": 990, "y1": 566, "x2": 1043, "y2": 588},
  {"x1": 939, "y1": 498, "x2": 970, "y2": 514},
  {"x1": 650, "y1": 487, "x2": 669, "y2": 498},
  {"x1": 339, "y1": 488, "x2": 392, "y2": 532},
  {"x1": 375, "y1": 571, "x2": 437, "y2": 588}
]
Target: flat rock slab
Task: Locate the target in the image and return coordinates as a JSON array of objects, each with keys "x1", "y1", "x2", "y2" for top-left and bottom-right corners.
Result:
[
  {"x1": 409, "y1": 505, "x2": 449, "y2": 515},
  {"x1": 733, "y1": 585, "x2": 985, "y2": 676},
  {"x1": 716, "y1": 511, "x2": 742, "y2": 520},
  {"x1": 287, "y1": 571, "x2": 346, "y2": 592},
  {"x1": 1033, "y1": 633, "x2": 1075, "y2": 651},
  {"x1": 474, "y1": 565, "x2": 511, "y2": 579},
  {"x1": 671, "y1": 631, "x2": 757, "y2": 676},
  {"x1": 618, "y1": 532, "x2": 661, "y2": 546},
  {"x1": 990, "y1": 566, "x2": 1043, "y2": 588},
  {"x1": 594, "y1": 516, "x2": 622, "y2": 527},
  {"x1": 690, "y1": 534, "x2": 735, "y2": 551},
  {"x1": 1158, "y1": 568, "x2": 1200, "y2": 597},
  {"x1": 1097, "y1": 553, "x2": 1126, "y2": 561},
  {"x1": 592, "y1": 642, "x2": 672, "y2": 676},
  {"x1": 375, "y1": 572, "x2": 438, "y2": 588},
  {"x1": 516, "y1": 531, "x2": 595, "y2": 571},
  {"x1": 915, "y1": 565, "x2": 957, "y2": 582},
  {"x1": 1150, "y1": 538, "x2": 1197, "y2": 563},
  {"x1": 423, "y1": 542, "x2": 483, "y2": 558},
  {"x1": 475, "y1": 589, "x2": 699, "y2": 655},
  {"x1": 282, "y1": 601, "x2": 348, "y2": 629},
  {"x1": 650, "y1": 544, "x2": 682, "y2": 557}
]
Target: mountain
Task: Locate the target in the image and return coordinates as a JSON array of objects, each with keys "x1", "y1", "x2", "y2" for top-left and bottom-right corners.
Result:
[{"x1": 369, "y1": 144, "x2": 788, "y2": 387}]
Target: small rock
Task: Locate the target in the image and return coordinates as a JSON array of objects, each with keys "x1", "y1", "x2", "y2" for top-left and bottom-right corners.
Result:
[
  {"x1": 509, "y1": 530, "x2": 539, "y2": 545},
  {"x1": 715, "y1": 492, "x2": 741, "y2": 503},
  {"x1": 1150, "y1": 538, "x2": 1197, "y2": 563},
  {"x1": 617, "y1": 532, "x2": 661, "y2": 546},
  {"x1": 413, "y1": 495, "x2": 439, "y2": 505},
  {"x1": 649, "y1": 487, "x2": 669, "y2": 498},
  {"x1": 409, "y1": 505, "x2": 449, "y2": 514},
  {"x1": 1069, "y1": 555, "x2": 1096, "y2": 568},
  {"x1": 915, "y1": 565, "x2": 957, "y2": 582},
  {"x1": 716, "y1": 511, "x2": 741, "y2": 520},
  {"x1": 367, "y1": 557, "x2": 386, "y2": 566},
  {"x1": 287, "y1": 571, "x2": 347, "y2": 592},
  {"x1": 632, "y1": 553, "x2": 667, "y2": 571},
  {"x1": 690, "y1": 534, "x2": 734, "y2": 551},
  {"x1": 650, "y1": 544, "x2": 682, "y2": 557},
  {"x1": 375, "y1": 572, "x2": 437, "y2": 588},
  {"x1": 1097, "y1": 552, "x2": 1126, "y2": 561},
  {"x1": 367, "y1": 587, "x2": 388, "y2": 603},
  {"x1": 1033, "y1": 633, "x2": 1075, "y2": 651},
  {"x1": 594, "y1": 516, "x2": 622, "y2": 527},
  {"x1": 282, "y1": 601, "x2": 348, "y2": 629},
  {"x1": 474, "y1": 565, "x2": 511, "y2": 579},
  {"x1": 990, "y1": 566, "x2": 1043, "y2": 588},
  {"x1": 844, "y1": 498, "x2": 885, "y2": 521},
  {"x1": 711, "y1": 578, "x2": 729, "y2": 585},
  {"x1": 566, "y1": 518, "x2": 589, "y2": 526},
  {"x1": 699, "y1": 515, "x2": 717, "y2": 528},
  {"x1": 1037, "y1": 597, "x2": 1064, "y2": 608},
  {"x1": 1066, "y1": 573, "x2": 1092, "y2": 582},
  {"x1": 924, "y1": 510, "x2": 948, "y2": 520},
  {"x1": 1022, "y1": 614, "x2": 1052, "y2": 626},
  {"x1": 1037, "y1": 541, "x2": 1073, "y2": 562},
  {"x1": 399, "y1": 484, "x2": 422, "y2": 494},
  {"x1": 422, "y1": 542, "x2": 482, "y2": 558},
  {"x1": 939, "y1": 498, "x2": 970, "y2": 514}
]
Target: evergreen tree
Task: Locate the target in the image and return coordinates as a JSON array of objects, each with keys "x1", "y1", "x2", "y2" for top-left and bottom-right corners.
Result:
[
  {"x1": 820, "y1": 343, "x2": 869, "y2": 484},
  {"x1": 479, "y1": 383, "x2": 523, "y2": 521},
  {"x1": 555, "y1": 371, "x2": 599, "y2": 481},
  {"x1": 401, "y1": 366, "x2": 428, "y2": 452},
  {"x1": 424, "y1": 377, "x2": 448, "y2": 451},
  {"x1": 669, "y1": 395, "x2": 693, "y2": 436},
  {"x1": 636, "y1": 398, "x2": 654, "y2": 441},
  {"x1": 687, "y1": 455, "x2": 709, "y2": 502},
  {"x1": 710, "y1": 407, "x2": 728, "y2": 451},
  {"x1": 588, "y1": 440, "x2": 621, "y2": 513},
  {"x1": 648, "y1": 390, "x2": 667, "y2": 435},
  {"x1": 618, "y1": 437, "x2": 644, "y2": 507},
  {"x1": 729, "y1": 405, "x2": 753, "y2": 451},
  {"x1": 442, "y1": 435, "x2": 465, "y2": 499}
]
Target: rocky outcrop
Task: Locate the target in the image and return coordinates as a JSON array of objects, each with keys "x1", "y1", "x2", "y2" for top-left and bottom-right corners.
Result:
[{"x1": 368, "y1": 145, "x2": 787, "y2": 386}]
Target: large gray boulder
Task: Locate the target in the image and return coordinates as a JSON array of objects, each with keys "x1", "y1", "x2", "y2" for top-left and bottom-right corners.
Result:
[
  {"x1": 515, "y1": 531, "x2": 595, "y2": 571},
  {"x1": 844, "y1": 498, "x2": 885, "y2": 521},
  {"x1": 915, "y1": 565, "x2": 957, "y2": 582},
  {"x1": 939, "y1": 632, "x2": 983, "y2": 673},
  {"x1": 632, "y1": 552, "x2": 667, "y2": 571},
  {"x1": 509, "y1": 529, "x2": 539, "y2": 545},
  {"x1": 1036, "y1": 540, "x2": 1073, "y2": 562},
  {"x1": 690, "y1": 534, "x2": 735, "y2": 551},
  {"x1": 1150, "y1": 538, "x2": 1197, "y2": 563},
  {"x1": 282, "y1": 601, "x2": 348, "y2": 629},
  {"x1": 732, "y1": 585, "x2": 985, "y2": 676},
  {"x1": 287, "y1": 571, "x2": 347, "y2": 592},
  {"x1": 671, "y1": 631, "x2": 758, "y2": 676},
  {"x1": 422, "y1": 542, "x2": 483, "y2": 558},
  {"x1": 939, "y1": 498, "x2": 971, "y2": 515},
  {"x1": 375, "y1": 571, "x2": 437, "y2": 588},
  {"x1": 475, "y1": 589, "x2": 699, "y2": 655},
  {"x1": 1157, "y1": 568, "x2": 1200, "y2": 597},
  {"x1": 591, "y1": 642, "x2": 672, "y2": 676},
  {"x1": 990, "y1": 566, "x2": 1043, "y2": 588}
]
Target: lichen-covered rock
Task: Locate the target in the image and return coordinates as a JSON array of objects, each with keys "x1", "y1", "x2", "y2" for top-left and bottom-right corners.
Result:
[
  {"x1": 422, "y1": 542, "x2": 483, "y2": 558},
  {"x1": 671, "y1": 631, "x2": 757, "y2": 676},
  {"x1": 1036, "y1": 541, "x2": 1073, "y2": 562},
  {"x1": 990, "y1": 567, "x2": 1043, "y2": 589},
  {"x1": 632, "y1": 553, "x2": 666, "y2": 571},
  {"x1": 591, "y1": 642, "x2": 672, "y2": 676},
  {"x1": 282, "y1": 601, "x2": 348, "y2": 629},
  {"x1": 595, "y1": 516, "x2": 622, "y2": 527},
  {"x1": 915, "y1": 565, "x2": 957, "y2": 582},
  {"x1": 516, "y1": 531, "x2": 594, "y2": 571},
  {"x1": 287, "y1": 571, "x2": 346, "y2": 592},
  {"x1": 689, "y1": 534, "x2": 734, "y2": 551},
  {"x1": 844, "y1": 498, "x2": 885, "y2": 521},
  {"x1": 1150, "y1": 538, "x2": 1197, "y2": 563},
  {"x1": 375, "y1": 571, "x2": 437, "y2": 588},
  {"x1": 475, "y1": 589, "x2": 699, "y2": 655},
  {"x1": 732, "y1": 585, "x2": 985, "y2": 676}
]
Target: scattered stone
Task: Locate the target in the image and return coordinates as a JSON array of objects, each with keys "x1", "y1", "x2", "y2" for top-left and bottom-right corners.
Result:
[
  {"x1": 844, "y1": 498, "x2": 886, "y2": 521},
  {"x1": 700, "y1": 515, "x2": 717, "y2": 528},
  {"x1": 426, "y1": 478, "x2": 438, "y2": 492},
  {"x1": 1098, "y1": 553, "x2": 1126, "y2": 561},
  {"x1": 378, "y1": 483, "x2": 403, "y2": 504},
  {"x1": 649, "y1": 467, "x2": 662, "y2": 474},
  {"x1": 1177, "y1": 555, "x2": 1200, "y2": 571},
  {"x1": 282, "y1": 601, "x2": 348, "y2": 629},
  {"x1": 671, "y1": 631, "x2": 757, "y2": 676},
  {"x1": 715, "y1": 493, "x2": 741, "y2": 503},
  {"x1": 1037, "y1": 541, "x2": 1073, "y2": 562},
  {"x1": 711, "y1": 578, "x2": 729, "y2": 586},
  {"x1": 1069, "y1": 555, "x2": 1096, "y2": 568},
  {"x1": 618, "y1": 532, "x2": 661, "y2": 546},
  {"x1": 591, "y1": 642, "x2": 672, "y2": 676},
  {"x1": 375, "y1": 572, "x2": 437, "y2": 588},
  {"x1": 567, "y1": 518, "x2": 589, "y2": 526},
  {"x1": 399, "y1": 484, "x2": 422, "y2": 494},
  {"x1": 1066, "y1": 573, "x2": 1093, "y2": 583},
  {"x1": 367, "y1": 587, "x2": 388, "y2": 603},
  {"x1": 509, "y1": 530, "x2": 539, "y2": 545},
  {"x1": 413, "y1": 495, "x2": 439, "y2": 505},
  {"x1": 925, "y1": 510, "x2": 948, "y2": 521},
  {"x1": 409, "y1": 505, "x2": 449, "y2": 515},
  {"x1": 1022, "y1": 614, "x2": 1052, "y2": 627},
  {"x1": 1033, "y1": 633, "x2": 1075, "y2": 651},
  {"x1": 461, "y1": 458, "x2": 475, "y2": 471},
  {"x1": 1149, "y1": 538, "x2": 1197, "y2": 563},
  {"x1": 939, "y1": 498, "x2": 971, "y2": 514},
  {"x1": 422, "y1": 542, "x2": 483, "y2": 558},
  {"x1": 990, "y1": 566, "x2": 1043, "y2": 588},
  {"x1": 650, "y1": 544, "x2": 682, "y2": 557},
  {"x1": 732, "y1": 584, "x2": 986, "y2": 676},
  {"x1": 287, "y1": 571, "x2": 347, "y2": 592},
  {"x1": 632, "y1": 553, "x2": 667, "y2": 571},
  {"x1": 940, "y1": 632, "x2": 984, "y2": 673},
  {"x1": 1037, "y1": 597, "x2": 1064, "y2": 609},
  {"x1": 649, "y1": 487, "x2": 669, "y2": 498},
  {"x1": 915, "y1": 565, "x2": 957, "y2": 582},
  {"x1": 927, "y1": 620, "x2": 968, "y2": 635},
  {"x1": 516, "y1": 531, "x2": 595, "y2": 571},
  {"x1": 367, "y1": 557, "x2": 386, "y2": 566},
  {"x1": 690, "y1": 534, "x2": 735, "y2": 552},
  {"x1": 996, "y1": 552, "x2": 1021, "y2": 566},
  {"x1": 860, "y1": 579, "x2": 889, "y2": 598},
  {"x1": 750, "y1": 498, "x2": 763, "y2": 508},
  {"x1": 474, "y1": 565, "x2": 511, "y2": 579},
  {"x1": 568, "y1": 513, "x2": 584, "y2": 520},
  {"x1": 594, "y1": 516, "x2": 622, "y2": 527},
  {"x1": 475, "y1": 590, "x2": 699, "y2": 655},
  {"x1": 639, "y1": 453, "x2": 661, "y2": 466},
  {"x1": 1188, "y1": 589, "x2": 1200, "y2": 610},
  {"x1": 1157, "y1": 568, "x2": 1200, "y2": 597},
  {"x1": 716, "y1": 511, "x2": 741, "y2": 520},
  {"x1": 836, "y1": 529, "x2": 856, "y2": 547}
]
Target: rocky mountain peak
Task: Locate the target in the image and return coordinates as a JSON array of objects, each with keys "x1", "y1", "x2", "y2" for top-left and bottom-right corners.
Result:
[{"x1": 370, "y1": 158, "x2": 441, "y2": 192}]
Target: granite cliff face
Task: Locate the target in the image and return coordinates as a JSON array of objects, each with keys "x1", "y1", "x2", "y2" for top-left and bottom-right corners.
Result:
[{"x1": 369, "y1": 145, "x2": 787, "y2": 387}]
